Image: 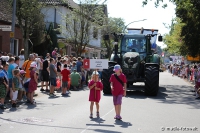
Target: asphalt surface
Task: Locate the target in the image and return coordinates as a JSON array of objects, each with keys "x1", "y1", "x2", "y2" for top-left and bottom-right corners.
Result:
[{"x1": 0, "y1": 71, "x2": 200, "y2": 133}]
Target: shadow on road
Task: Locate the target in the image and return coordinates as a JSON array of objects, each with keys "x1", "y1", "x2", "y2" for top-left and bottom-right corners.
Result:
[
  {"x1": 157, "y1": 85, "x2": 200, "y2": 109},
  {"x1": 114, "y1": 120, "x2": 132, "y2": 128},
  {"x1": 126, "y1": 85, "x2": 200, "y2": 109},
  {"x1": 93, "y1": 129, "x2": 122, "y2": 133}
]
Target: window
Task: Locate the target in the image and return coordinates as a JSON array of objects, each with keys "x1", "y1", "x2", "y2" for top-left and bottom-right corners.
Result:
[{"x1": 93, "y1": 27, "x2": 98, "y2": 39}]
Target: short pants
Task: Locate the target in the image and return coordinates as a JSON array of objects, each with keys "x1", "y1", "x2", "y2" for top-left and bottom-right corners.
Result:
[
  {"x1": 42, "y1": 71, "x2": 49, "y2": 82},
  {"x1": 50, "y1": 78, "x2": 57, "y2": 86},
  {"x1": 113, "y1": 95, "x2": 123, "y2": 105},
  {"x1": 0, "y1": 84, "x2": 6, "y2": 98},
  {"x1": 62, "y1": 81, "x2": 68, "y2": 88}
]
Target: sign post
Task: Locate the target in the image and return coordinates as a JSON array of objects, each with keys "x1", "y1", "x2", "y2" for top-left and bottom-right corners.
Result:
[{"x1": 83, "y1": 59, "x2": 108, "y2": 99}]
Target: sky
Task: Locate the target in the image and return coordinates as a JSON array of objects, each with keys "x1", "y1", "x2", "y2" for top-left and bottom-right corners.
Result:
[
  {"x1": 105, "y1": 0, "x2": 176, "y2": 48},
  {"x1": 73, "y1": 0, "x2": 176, "y2": 48}
]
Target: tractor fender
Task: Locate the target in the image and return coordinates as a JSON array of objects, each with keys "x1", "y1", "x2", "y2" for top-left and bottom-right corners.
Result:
[
  {"x1": 151, "y1": 54, "x2": 160, "y2": 64},
  {"x1": 108, "y1": 61, "x2": 117, "y2": 67}
]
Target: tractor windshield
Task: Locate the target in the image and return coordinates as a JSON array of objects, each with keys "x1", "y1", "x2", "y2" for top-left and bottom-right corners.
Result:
[{"x1": 121, "y1": 36, "x2": 146, "y2": 54}]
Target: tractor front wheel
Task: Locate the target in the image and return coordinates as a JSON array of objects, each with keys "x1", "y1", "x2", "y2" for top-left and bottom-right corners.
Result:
[
  {"x1": 102, "y1": 66, "x2": 114, "y2": 94},
  {"x1": 144, "y1": 65, "x2": 159, "y2": 96}
]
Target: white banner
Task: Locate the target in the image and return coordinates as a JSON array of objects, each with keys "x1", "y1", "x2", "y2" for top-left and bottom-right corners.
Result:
[{"x1": 90, "y1": 59, "x2": 108, "y2": 69}]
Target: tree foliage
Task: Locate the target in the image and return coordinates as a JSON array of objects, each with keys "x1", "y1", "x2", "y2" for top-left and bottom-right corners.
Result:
[
  {"x1": 143, "y1": 0, "x2": 200, "y2": 57},
  {"x1": 9, "y1": 0, "x2": 45, "y2": 58},
  {"x1": 64, "y1": 0, "x2": 106, "y2": 56},
  {"x1": 101, "y1": 17, "x2": 125, "y2": 58}
]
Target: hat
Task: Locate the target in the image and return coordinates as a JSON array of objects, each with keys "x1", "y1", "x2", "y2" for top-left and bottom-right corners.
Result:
[
  {"x1": 20, "y1": 70, "x2": 26, "y2": 74},
  {"x1": 30, "y1": 62, "x2": 37, "y2": 68},
  {"x1": 92, "y1": 71, "x2": 99, "y2": 75},
  {"x1": 113, "y1": 65, "x2": 121, "y2": 71},
  {"x1": 73, "y1": 68, "x2": 77, "y2": 71}
]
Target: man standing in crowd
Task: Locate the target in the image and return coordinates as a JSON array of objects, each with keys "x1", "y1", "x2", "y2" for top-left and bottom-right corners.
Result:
[
  {"x1": 18, "y1": 49, "x2": 25, "y2": 69},
  {"x1": 40, "y1": 58, "x2": 49, "y2": 92},
  {"x1": 22, "y1": 54, "x2": 34, "y2": 81},
  {"x1": 76, "y1": 57, "x2": 82, "y2": 73},
  {"x1": 49, "y1": 58, "x2": 58, "y2": 97}
]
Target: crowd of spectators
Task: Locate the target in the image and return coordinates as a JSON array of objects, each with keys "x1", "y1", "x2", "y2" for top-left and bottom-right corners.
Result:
[
  {"x1": 168, "y1": 63, "x2": 200, "y2": 99},
  {"x1": 0, "y1": 47, "x2": 96, "y2": 109}
]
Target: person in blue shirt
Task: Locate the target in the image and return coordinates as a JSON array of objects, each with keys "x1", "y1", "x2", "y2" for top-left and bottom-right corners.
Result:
[
  {"x1": 7, "y1": 57, "x2": 15, "y2": 100},
  {"x1": 76, "y1": 57, "x2": 82, "y2": 73}
]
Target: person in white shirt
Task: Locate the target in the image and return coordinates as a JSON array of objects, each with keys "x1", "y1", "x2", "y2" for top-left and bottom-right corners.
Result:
[
  {"x1": 19, "y1": 49, "x2": 25, "y2": 69},
  {"x1": 34, "y1": 54, "x2": 43, "y2": 82}
]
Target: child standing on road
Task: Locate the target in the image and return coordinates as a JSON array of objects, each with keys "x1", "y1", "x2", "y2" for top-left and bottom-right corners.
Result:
[
  {"x1": 28, "y1": 62, "x2": 38, "y2": 104},
  {"x1": 61, "y1": 64, "x2": 70, "y2": 95},
  {"x1": 12, "y1": 69, "x2": 20, "y2": 108},
  {"x1": 109, "y1": 64, "x2": 127, "y2": 120},
  {"x1": 88, "y1": 71, "x2": 103, "y2": 118}
]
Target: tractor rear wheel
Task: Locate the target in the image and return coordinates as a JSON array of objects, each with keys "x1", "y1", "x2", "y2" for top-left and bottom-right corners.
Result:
[
  {"x1": 144, "y1": 65, "x2": 159, "y2": 96},
  {"x1": 102, "y1": 66, "x2": 114, "y2": 94}
]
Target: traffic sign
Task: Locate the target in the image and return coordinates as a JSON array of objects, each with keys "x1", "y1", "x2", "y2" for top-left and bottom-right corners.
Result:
[
  {"x1": 10, "y1": 32, "x2": 14, "y2": 38},
  {"x1": 83, "y1": 59, "x2": 108, "y2": 69}
]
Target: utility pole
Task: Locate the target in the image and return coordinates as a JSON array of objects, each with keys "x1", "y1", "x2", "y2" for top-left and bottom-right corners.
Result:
[{"x1": 10, "y1": 0, "x2": 17, "y2": 54}]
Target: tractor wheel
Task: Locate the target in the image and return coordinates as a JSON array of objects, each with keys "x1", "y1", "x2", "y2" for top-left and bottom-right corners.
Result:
[
  {"x1": 102, "y1": 66, "x2": 114, "y2": 94},
  {"x1": 144, "y1": 65, "x2": 159, "y2": 96}
]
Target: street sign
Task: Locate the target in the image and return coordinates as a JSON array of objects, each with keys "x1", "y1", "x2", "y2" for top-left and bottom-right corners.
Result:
[
  {"x1": 10, "y1": 32, "x2": 14, "y2": 38},
  {"x1": 83, "y1": 59, "x2": 90, "y2": 69},
  {"x1": 83, "y1": 59, "x2": 108, "y2": 69},
  {"x1": 0, "y1": 25, "x2": 11, "y2": 31}
]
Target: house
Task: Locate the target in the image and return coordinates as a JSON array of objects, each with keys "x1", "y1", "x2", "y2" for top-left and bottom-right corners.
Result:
[
  {"x1": 40, "y1": 0, "x2": 106, "y2": 58},
  {"x1": 0, "y1": 0, "x2": 24, "y2": 55}
]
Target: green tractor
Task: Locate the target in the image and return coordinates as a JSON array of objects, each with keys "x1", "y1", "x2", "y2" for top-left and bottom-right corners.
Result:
[{"x1": 102, "y1": 28, "x2": 163, "y2": 96}]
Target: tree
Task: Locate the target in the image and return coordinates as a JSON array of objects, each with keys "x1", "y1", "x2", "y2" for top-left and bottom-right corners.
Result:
[
  {"x1": 63, "y1": 0, "x2": 106, "y2": 56},
  {"x1": 101, "y1": 17, "x2": 125, "y2": 58},
  {"x1": 176, "y1": 0, "x2": 200, "y2": 57},
  {"x1": 143, "y1": 0, "x2": 200, "y2": 57},
  {"x1": 9, "y1": 0, "x2": 45, "y2": 58}
]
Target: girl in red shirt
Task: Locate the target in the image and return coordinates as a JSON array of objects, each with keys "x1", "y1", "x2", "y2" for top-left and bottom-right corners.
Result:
[
  {"x1": 109, "y1": 64, "x2": 127, "y2": 120},
  {"x1": 88, "y1": 71, "x2": 103, "y2": 118}
]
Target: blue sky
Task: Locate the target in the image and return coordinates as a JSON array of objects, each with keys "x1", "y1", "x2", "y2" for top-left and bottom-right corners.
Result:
[
  {"x1": 105, "y1": 0, "x2": 176, "y2": 48},
  {"x1": 74, "y1": 0, "x2": 176, "y2": 48}
]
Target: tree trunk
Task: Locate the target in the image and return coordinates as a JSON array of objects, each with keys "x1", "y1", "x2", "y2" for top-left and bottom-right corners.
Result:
[{"x1": 24, "y1": 38, "x2": 29, "y2": 60}]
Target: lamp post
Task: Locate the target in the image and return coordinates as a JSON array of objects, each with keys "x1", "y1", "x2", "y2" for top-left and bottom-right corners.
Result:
[
  {"x1": 122, "y1": 19, "x2": 147, "y2": 33},
  {"x1": 10, "y1": 0, "x2": 17, "y2": 54}
]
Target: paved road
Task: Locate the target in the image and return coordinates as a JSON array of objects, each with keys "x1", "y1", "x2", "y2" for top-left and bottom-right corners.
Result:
[{"x1": 0, "y1": 72, "x2": 200, "y2": 133}]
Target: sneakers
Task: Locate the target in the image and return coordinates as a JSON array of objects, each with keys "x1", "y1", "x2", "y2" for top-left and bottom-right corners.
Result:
[
  {"x1": 66, "y1": 91, "x2": 69, "y2": 94},
  {"x1": 49, "y1": 93, "x2": 56, "y2": 97},
  {"x1": 89, "y1": 114, "x2": 93, "y2": 118},
  {"x1": 96, "y1": 112, "x2": 100, "y2": 117},
  {"x1": 40, "y1": 88, "x2": 45, "y2": 91},
  {"x1": 0, "y1": 104, "x2": 7, "y2": 109},
  {"x1": 12, "y1": 103, "x2": 19, "y2": 108},
  {"x1": 114, "y1": 115, "x2": 122, "y2": 120}
]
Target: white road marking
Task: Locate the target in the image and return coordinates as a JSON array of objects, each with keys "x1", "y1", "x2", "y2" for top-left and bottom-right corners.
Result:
[{"x1": 80, "y1": 98, "x2": 127, "y2": 133}]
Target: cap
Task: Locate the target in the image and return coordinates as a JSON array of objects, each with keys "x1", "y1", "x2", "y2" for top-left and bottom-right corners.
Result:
[
  {"x1": 20, "y1": 70, "x2": 26, "y2": 74},
  {"x1": 113, "y1": 64, "x2": 121, "y2": 71},
  {"x1": 30, "y1": 62, "x2": 37, "y2": 68}
]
